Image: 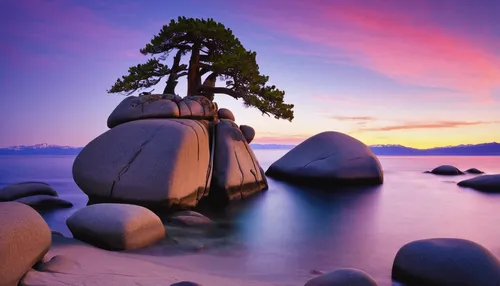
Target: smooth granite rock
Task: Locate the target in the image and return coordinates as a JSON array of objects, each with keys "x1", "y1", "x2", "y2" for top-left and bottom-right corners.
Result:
[
  {"x1": 0, "y1": 202, "x2": 52, "y2": 286},
  {"x1": 266, "y1": 131, "x2": 383, "y2": 186},
  {"x1": 217, "y1": 108, "x2": 235, "y2": 121},
  {"x1": 14, "y1": 195, "x2": 73, "y2": 210},
  {"x1": 239, "y1": 125, "x2": 255, "y2": 144},
  {"x1": 210, "y1": 119, "x2": 267, "y2": 205},
  {"x1": 0, "y1": 182, "x2": 58, "y2": 201},
  {"x1": 177, "y1": 96, "x2": 216, "y2": 119},
  {"x1": 428, "y1": 165, "x2": 464, "y2": 175},
  {"x1": 392, "y1": 238, "x2": 500, "y2": 285},
  {"x1": 73, "y1": 119, "x2": 210, "y2": 208},
  {"x1": 66, "y1": 203, "x2": 166, "y2": 250},
  {"x1": 457, "y1": 174, "x2": 500, "y2": 192},
  {"x1": 305, "y1": 268, "x2": 377, "y2": 286},
  {"x1": 464, "y1": 168, "x2": 484, "y2": 174},
  {"x1": 107, "y1": 94, "x2": 181, "y2": 128}
]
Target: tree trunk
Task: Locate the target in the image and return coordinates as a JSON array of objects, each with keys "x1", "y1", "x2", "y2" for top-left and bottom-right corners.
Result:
[
  {"x1": 164, "y1": 50, "x2": 183, "y2": 94},
  {"x1": 187, "y1": 42, "x2": 201, "y2": 96},
  {"x1": 201, "y1": 72, "x2": 217, "y2": 101}
]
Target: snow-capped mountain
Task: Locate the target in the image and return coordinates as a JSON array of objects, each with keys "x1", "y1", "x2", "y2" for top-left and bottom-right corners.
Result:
[
  {"x1": 0, "y1": 144, "x2": 83, "y2": 155},
  {"x1": 0, "y1": 142, "x2": 499, "y2": 156}
]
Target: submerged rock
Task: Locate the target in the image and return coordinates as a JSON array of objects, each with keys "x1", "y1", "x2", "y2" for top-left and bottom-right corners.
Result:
[
  {"x1": 305, "y1": 268, "x2": 377, "y2": 286},
  {"x1": 392, "y1": 238, "x2": 500, "y2": 285},
  {"x1": 66, "y1": 203, "x2": 166, "y2": 250},
  {"x1": 15, "y1": 195, "x2": 73, "y2": 210},
  {"x1": 0, "y1": 181, "x2": 58, "y2": 201},
  {"x1": 210, "y1": 119, "x2": 268, "y2": 206},
  {"x1": 266, "y1": 131, "x2": 383, "y2": 186},
  {"x1": 428, "y1": 165, "x2": 464, "y2": 175},
  {"x1": 73, "y1": 119, "x2": 210, "y2": 208},
  {"x1": 168, "y1": 211, "x2": 214, "y2": 227},
  {"x1": 0, "y1": 202, "x2": 51, "y2": 285},
  {"x1": 457, "y1": 174, "x2": 500, "y2": 192},
  {"x1": 465, "y1": 168, "x2": 484, "y2": 174},
  {"x1": 35, "y1": 255, "x2": 81, "y2": 273}
]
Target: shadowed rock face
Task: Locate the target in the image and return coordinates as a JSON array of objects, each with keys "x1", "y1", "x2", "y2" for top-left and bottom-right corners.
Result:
[
  {"x1": 0, "y1": 182, "x2": 58, "y2": 201},
  {"x1": 305, "y1": 268, "x2": 378, "y2": 286},
  {"x1": 107, "y1": 95, "x2": 216, "y2": 129},
  {"x1": 239, "y1": 125, "x2": 255, "y2": 144},
  {"x1": 217, "y1": 108, "x2": 235, "y2": 121},
  {"x1": 429, "y1": 165, "x2": 464, "y2": 175},
  {"x1": 210, "y1": 119, "x2": 267, "y2": 206},
  {"x1": 266, "y1": 131, "x2": 383, "y2": 186},
  {"x1": 73, "y1": 119, "x2": 210, "y2": 208},
  {"x1": 0, "y1": 202, "x2": 52, "y2": 286},
  {"x1": 66, "y1": 203, "x2": 165, "y2": 251},
  {"x1": 392, "y1": 238, "x2": 500, "y2": 286},
  {"x1": 458, "y1": 174, "x2": 500, "y2": 192}
]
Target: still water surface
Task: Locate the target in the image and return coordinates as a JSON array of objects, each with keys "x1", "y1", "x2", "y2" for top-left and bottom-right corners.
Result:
[{"x1": 0, "y1": 151, "x2": 499, "y2": 285}]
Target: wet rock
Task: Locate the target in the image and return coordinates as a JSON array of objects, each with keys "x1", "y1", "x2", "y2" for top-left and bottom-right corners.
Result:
[
  {"x1": 305, "y1": 268, "x2": 377, "y2": 286},
  {"x1": 428, "y1": 165, "x2": 464, "y2": 175},
  {"x1": 392, "y1": 238, "x2": 500, "y2": 285},
  {"x1": 0, "y1": 181, "x2": 58, "y2": 201},
  {"x1": 457, "y1": 174, "x2": 500, "y2": 192},
  {"x1": 14, "y1": 195, "x2": 73, "y2": 210}
]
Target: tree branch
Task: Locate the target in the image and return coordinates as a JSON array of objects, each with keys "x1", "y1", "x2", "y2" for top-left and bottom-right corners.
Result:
[{"x1": 198, "y1": 86, "x2": 242, "y2": 99}]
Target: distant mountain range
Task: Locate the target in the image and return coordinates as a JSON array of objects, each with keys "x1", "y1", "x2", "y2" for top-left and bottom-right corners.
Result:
[{"x1": 1, "y1": 142, "x2": 499, "y2": 156}]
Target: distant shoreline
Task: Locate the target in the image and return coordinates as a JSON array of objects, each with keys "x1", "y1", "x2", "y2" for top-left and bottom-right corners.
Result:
[{"x1": 1, "y1": 142, "x2": 499, "y2": 156}]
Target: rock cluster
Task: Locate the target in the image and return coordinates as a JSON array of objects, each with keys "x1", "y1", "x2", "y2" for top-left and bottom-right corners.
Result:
[
  {"x1": 73, "y1": 94, "x2": 266, "y2": 209},
  {"x1": 0, "y1": 182, "x2": 72, "y2": 211},
  {"x1": 425, "y1": 165, "x2": 485, "y2": 176}
]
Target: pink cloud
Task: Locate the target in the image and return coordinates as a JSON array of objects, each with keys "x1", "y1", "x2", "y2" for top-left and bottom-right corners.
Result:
[
  {"x1": 253, "y1": 132, "x2": 309, "y2": 144},
  {"x1": 359, "y1": 120, "x2": 497, "y2": 132},
  {"x1": 244, "y1": 0, "x2": 500, "y2": 104}
]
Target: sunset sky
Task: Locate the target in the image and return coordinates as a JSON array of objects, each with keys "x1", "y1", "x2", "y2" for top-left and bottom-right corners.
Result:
[{"x1": 1, "y1": 0, "x2": 499, "y2": 148}]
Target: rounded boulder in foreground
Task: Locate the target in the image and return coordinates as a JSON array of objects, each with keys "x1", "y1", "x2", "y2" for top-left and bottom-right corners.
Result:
[
  {"x1": 392, "y1": 238, "x2": 500, "y2": 285},
  {"x1": 266, "y1": 131, "x2": 383, "y2": 186},
  {"x1": 66, "y1": 203, "x2": 166, "y2": 251},
  {"x1": 0, "y1": 181, "x2": 58, "y2": 201},
  {"x1": 0, "y1": 202, "x2": 52, "y2": 286},
  {"x1": 458, "y1": 174, "x2": 500, "y2": 192},
  {"x1": 217, "y1": 108, "x2": 235, "y2": 121},
  {"x1": 239, "y1": 125, "x2": 255, "y2": 143},
  {"x1": 429, "y1": 165, "x2": 464, "y2": 175},
  {"x1": 305, "y1": 268, "x2": 377, "y2": 286}
]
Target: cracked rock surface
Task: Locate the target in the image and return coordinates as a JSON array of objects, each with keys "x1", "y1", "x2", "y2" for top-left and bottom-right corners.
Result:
[
  {"x1": 266, "y1": 131, "x2": 384, "y2": 186},
  {"x1": 73, "y1": 119, "x2": 210, "y2": 207}
]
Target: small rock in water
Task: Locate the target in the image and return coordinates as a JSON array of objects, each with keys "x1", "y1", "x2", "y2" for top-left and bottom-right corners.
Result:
[
  {"x1": 305, "y1": 268, "x2": 377, "y2": 286},
  {"x1": 171, "y1": 281, "x2": 202, "y2": 286},
  {"x1": 465, "y1": 168, "x2": 484, "y2": 174},
  {"x1": 457, "y1": 174, "x2": 500, "y2": 192},
  {"x1": 14, "y1": 194, "x2": 73, "y2": 210},
  {"x1": 310, "y1": 269, "x2": 324, "y2": 275},
  {"x1": 428, "y1": 165, "x2": 464, "y2": 175},
  {"x1": 0, "y1": 181, "x2": 58, "y2": 201}
]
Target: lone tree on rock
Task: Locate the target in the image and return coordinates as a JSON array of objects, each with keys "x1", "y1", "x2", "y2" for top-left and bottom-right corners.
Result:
[{"x1": 108, "y1": 17, "x2": 294, "y2": 121}]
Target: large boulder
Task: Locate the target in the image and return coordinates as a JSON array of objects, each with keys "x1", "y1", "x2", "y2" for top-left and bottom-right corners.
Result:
[
  {"x1": 209, "y1": 120, "x2": 268, "y2": 205},
  {"x1": 428, "y1": 165, "x2": 464, "y2": 175},
  {"x1": 107, "y1": 94, "x2": 216, "y2": 128},
  {"x1": 66, "y1": 203, "x2": 166, "y2": 250},
  {"x1": 73, "y1": 119, "x2": 211, "y2": 208},
  {"x1": 392, "y1": 238, "x2": 500, "y2": 285},
  {"x1": 266, "y1": 131, "x2": 383, "y2": 186},
  {"x1": 0, "y1": 202, "x2": 52, "y2": 285},
  {"x1": 0, "y1": 181, "x2": 58, "y2": 201},
  {"x1": 457, "y1": 174, "x2": 500, "y2": 192},
  {"x1": 305, "y1": 268, "x2": 377, "y2": 286}
]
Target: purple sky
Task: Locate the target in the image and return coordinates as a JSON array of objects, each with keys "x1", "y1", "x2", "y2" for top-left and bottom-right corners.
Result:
[{"x1": 1, "y1": 0, "x2": 499, "y2": 148}]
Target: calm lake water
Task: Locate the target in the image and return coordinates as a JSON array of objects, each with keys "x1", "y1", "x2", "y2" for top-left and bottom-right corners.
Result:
[{"x1": 1, "y1": 151, "x2": 500, "y2": 285}]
